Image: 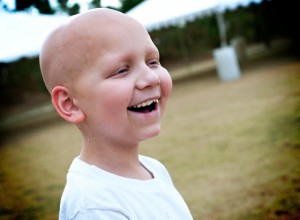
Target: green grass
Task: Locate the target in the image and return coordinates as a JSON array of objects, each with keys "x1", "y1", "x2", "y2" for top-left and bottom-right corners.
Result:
[{"x1": 1, "y1": 57, "x2": 300, "y2": 219}]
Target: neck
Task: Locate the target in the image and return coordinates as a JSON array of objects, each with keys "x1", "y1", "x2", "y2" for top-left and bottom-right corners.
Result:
[{"x1": 79, "y1": 137, "x2": 153, "y2": 180}]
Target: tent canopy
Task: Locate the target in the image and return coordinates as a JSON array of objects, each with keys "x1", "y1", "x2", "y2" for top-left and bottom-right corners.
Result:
[
  {"x1": 0, "y1": 12, "x2": 68, "y2": 63},
  {"x1": 0, "y1": 1, "x2": 263, "y2": 63},
  {"x1": 127, "y1": 0, "x2": 263, "y2": 31}
]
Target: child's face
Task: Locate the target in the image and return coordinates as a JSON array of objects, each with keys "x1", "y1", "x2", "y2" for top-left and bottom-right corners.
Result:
[{"x1": 70, "y1": 12, "x2": 172, "y2": 145}]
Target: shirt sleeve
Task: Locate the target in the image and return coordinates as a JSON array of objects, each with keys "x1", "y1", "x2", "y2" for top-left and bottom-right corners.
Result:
[{"x1": 73, "y1": 209, "x2": 129, "y2": 220}]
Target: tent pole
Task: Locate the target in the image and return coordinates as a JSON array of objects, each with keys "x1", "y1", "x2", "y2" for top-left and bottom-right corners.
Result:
[{"x1": 216, "y1": 11, "x2": 227, "y2": 47}]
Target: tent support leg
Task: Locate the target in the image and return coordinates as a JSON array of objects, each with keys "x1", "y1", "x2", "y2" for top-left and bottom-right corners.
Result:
[{"x1": 216, "y1": 12, "x2": 227, "y2": 47}]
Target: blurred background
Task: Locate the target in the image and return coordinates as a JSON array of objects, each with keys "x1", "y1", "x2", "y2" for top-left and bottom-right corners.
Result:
[
  {"x1": 0, "y1": 0, "x2": 299, "y2": 123},
  {"x1": 0, "y1": 0, "x2": 300, "y2": 219},
  {"x1": 0, "y1": 0, "x2": 299, "y2": 120}
]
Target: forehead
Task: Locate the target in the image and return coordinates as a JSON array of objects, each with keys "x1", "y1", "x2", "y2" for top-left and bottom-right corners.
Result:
[
  {"x1": 68, "y1": 10, "x2": 149, "y2": 43},
  {"x1": 65, "y1": 10, "x2": 156, "y2": 62}
]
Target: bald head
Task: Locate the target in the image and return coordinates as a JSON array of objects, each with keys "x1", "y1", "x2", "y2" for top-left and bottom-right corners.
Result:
[{"x1": 39, "y1": 8, "x2": 147, "y2": 92}]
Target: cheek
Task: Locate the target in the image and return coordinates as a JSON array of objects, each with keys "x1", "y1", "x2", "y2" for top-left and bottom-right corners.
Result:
[
  {"x1": 160, "y1": 69, "x2": 173, "y2": 99},
  {"x1": 75, "y1": 81, "x2": 132, "y2": 119},
  {"x1": 101, "y1": 82, "x2": 133, "y2": 111},
  {"x1": 158, "y1": 68, "x2": 172, "y2": 117}
]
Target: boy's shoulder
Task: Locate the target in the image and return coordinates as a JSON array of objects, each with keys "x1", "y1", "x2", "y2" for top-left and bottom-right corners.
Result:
[
  {"x1": 139, "y1": 155, "x2": 164, "y2": 168},
  {"x1": 65, "y1": 155, "x2": 171, "y2": 191},
  {"x1": 60, "y1": 158, "x2": 129, "y2": 219},
  {"x1": 63, "y1": 155, "x2": 173, "y2": 196},
  {"x1": 60, "y1": 156, "x2": 174, "y2": 219}
]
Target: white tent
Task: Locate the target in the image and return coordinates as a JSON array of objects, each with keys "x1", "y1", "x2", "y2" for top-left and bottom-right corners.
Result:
[
  {"x1": 127, "y1": 0, "x2": 264, "y2": 81},
  {"x1": 127, "y1": 0, "x2": 263, "y2": 31},
  {"x1": 0, "y1": 1, "x2": 263, "y2": 63},
  {"x1": 0, "y1": 12, "x2": 68, "y2": 63},
  {"x1": 127, "y1": 0, "x2": 263, "y2": 47}
]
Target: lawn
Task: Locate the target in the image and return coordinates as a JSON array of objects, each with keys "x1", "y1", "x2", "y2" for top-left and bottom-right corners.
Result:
[{"x1": 0, "y1": 55, "x2": 300, "y2": 220}]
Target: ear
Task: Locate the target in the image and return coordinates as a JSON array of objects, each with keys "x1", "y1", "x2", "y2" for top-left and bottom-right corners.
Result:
[{"x1": 51, "y1": 86, "x2": 85, "y2": 123}]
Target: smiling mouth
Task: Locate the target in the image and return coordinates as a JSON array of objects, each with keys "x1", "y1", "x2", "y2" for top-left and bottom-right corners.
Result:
[{"x1": 127, "y1": 99, "x2": 159, "y2": 113}]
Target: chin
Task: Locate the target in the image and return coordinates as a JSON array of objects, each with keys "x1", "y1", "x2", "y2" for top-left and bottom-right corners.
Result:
[{"x1": 139, "y1": 127, "x2": 161, "y2": 141}]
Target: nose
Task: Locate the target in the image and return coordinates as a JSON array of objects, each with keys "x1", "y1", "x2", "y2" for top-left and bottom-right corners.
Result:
[{"x1": 136, "y1": 64, "x2": 160, "y2": 90}]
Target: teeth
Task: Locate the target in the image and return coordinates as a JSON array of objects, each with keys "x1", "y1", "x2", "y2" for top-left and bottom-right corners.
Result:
[{"x1": 133, "y1": 99, "x2": 159, "y2": 109}]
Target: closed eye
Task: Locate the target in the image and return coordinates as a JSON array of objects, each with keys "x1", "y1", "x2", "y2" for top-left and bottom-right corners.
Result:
[
  {"x1": 117, "y1": 68, "x2": 129, "y2": 74},
  {"x1": 110, "y1": 66, "x2": 130, "y2": 78},
  {"x1": 147, "y1": 59, "x2": 160, "y2": 67}
]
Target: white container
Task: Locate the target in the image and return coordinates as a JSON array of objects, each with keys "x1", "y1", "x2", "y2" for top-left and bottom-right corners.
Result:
[{"x1": 213, "y1": 46, "x2": 241, "y2": 81}]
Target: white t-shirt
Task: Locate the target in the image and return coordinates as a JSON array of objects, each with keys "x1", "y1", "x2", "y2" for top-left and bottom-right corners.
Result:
[{"x1": 59, "y1": 155, "x2": 193, "y2": 220}]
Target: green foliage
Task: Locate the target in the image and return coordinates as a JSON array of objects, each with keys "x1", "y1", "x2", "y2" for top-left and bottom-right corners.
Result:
[
  {"x1": 89, "y1": 0, "x2": 101, "y2": 9},
  {"x1": 57, "y1": 0, "x2": 68, "y2": 11},
  {"x1": 14, "y1": 0, "x2": 80, "y2": 15},
  {"x1": 0, "y1": 58, "x2": 47, "y2": 107},
  {"x1": 34, "y1": 0, "x2": 55, "y2": 14},
  {"x1": 119, "y1": 0, "x2": 145, "y2": 13},
  {"x1": 149, "y1": 0, "x2": 300, "y2": 65},
  {"x1": 13, "y1": 0, "x2": 144, "y2": 15},
  {"x1": 150, "y1": 15, "x2": 220, "y2": 66},
  {"x1": 67, "y1": 3, "x2": 80, "y2": 15},
  {"x1": 225, "y1": 7, "x2": 257, "y2": 42},
  {"x1": 57, "y1": 0, "x2": 80, "y2": 15},
  {"x1": 15, "y1": 0, "x2": 54, "y2": 14}
]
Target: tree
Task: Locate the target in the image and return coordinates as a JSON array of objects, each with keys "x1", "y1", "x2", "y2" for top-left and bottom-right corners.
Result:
[
  {"x1": 0, "y1": 0, "x2": 10, "y2": 12},
  {"x1": 68, "y1": 3, "x2": 80, "y2": 15},
  {"x1": 15, "y1": 0, "x2": 54, "y2": 14},
  {"x1": 89, "y1": 0, "x2": 101, "y2": 9},
  {"x1": 34, "y1": 0, "x2": 55, "y2": 14},
  {"x1": 119, "y1": 0, "x2": 144, "y2": 13},
  {"x1": 15, "y1": 0, "x2": 80, "y2": 15}
]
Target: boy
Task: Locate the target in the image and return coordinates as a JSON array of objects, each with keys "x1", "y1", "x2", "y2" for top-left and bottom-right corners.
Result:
[{"x1": 40, "y1": 8, "x2": 193, "y2": 219}]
